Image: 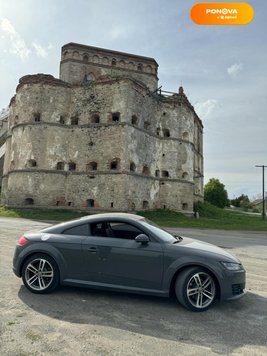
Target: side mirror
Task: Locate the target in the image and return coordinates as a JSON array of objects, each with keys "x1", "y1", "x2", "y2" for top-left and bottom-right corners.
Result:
[{"x1": 135, "y1": 234, "x2": 149, "y2": 244}]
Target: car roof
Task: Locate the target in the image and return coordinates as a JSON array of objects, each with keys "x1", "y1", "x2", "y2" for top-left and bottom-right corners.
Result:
[{"x1": 41, "y1": 213, "x2": 146, "y2": 233}]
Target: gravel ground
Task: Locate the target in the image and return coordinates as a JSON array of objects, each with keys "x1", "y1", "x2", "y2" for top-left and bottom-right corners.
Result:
[{"x1": 0, "y1": 217, "x2": 267, "y2": 356}]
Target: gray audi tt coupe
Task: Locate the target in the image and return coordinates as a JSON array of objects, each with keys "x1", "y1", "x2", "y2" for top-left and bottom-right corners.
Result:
[{"x1": 13, "y1": 213, "x2": 246, "y2": 311}]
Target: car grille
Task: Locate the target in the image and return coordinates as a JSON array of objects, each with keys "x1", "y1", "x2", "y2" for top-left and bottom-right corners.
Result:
[{"x1": 232, "y1": 283, "x2": 245, "y2": 295}]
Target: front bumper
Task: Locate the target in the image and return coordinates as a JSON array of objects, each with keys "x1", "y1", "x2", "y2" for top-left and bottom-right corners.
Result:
[{"x1": 220, "y1": 268, "x2": 246, "y2": 301}]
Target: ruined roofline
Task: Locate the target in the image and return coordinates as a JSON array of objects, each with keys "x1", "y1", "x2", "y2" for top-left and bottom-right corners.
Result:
[{"x1": 62, "y1": 42, "x2": 159, "y2": 67}]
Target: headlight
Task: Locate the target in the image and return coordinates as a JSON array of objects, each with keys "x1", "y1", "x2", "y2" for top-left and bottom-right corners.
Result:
[{"x1": 221, "y1": 262, "x2": 243, "y2": 271}]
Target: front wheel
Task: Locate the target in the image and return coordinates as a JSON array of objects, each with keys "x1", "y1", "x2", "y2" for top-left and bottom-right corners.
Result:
[
  {"x1": 175, "y1": 267, "x2": 217, "y2": 312},
  {"x1": 22, "y1": 254, "x2": 59, "y2": 294}
]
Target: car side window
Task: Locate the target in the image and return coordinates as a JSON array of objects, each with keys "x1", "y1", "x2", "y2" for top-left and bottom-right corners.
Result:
[
  {"x1": 63, "y1": 224, "x2": 89, "y2": 236},
  {"x1": 90, "y1": 221, "x2": 144, "y2": 240}
]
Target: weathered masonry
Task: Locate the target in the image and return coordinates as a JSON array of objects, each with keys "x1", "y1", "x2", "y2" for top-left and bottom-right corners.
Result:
[{"x1": 1, "y1": 43, "x2": 203, "y2": 212}]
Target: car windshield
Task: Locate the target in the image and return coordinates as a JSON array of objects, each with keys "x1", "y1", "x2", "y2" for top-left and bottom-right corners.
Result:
[{"x1": 139, "y1": 218, "x2": 177, "y2": 243}]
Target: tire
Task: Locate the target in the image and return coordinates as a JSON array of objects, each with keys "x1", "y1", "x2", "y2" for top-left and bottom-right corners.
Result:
[
  {"x1": 175, "y1": 267, "x2": 217, "y2": 312},
  {"x1": 22, "y1": 253, "x2": 59, "y2": 294}
]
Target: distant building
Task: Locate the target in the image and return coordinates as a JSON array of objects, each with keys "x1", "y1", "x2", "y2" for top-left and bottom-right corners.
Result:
[{"x1": 1, "y1": 43, "x2": 203, "y2": 212}]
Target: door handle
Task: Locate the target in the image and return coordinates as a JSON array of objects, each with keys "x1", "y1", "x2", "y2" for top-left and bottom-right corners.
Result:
[{"x1": 87, "y1": 246, "x2": 97, "y2": 253}]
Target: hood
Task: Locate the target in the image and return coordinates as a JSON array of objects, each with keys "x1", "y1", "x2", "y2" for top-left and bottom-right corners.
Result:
[{"x1": 178, "y1": 237, "x2": 240, "y2": 263}]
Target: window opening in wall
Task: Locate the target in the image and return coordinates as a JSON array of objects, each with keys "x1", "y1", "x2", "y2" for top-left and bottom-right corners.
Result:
[
  {"x1": 14, "y1": 115, "x2": 18, "y2": 124},
  {"x1": 59, "y1": 116, "x2": 65, "y2": 124},
  {"x1": 87, "y1": 199, "x2": 94, "y2": 208},
  {"x1": 182, "y1": 203, "x2": 188, "y2": 210},
  {"x1": 162, "y1": 153, "x2": 165, "y2": 157},
  {"x1": 144, "y1": 121, "x2": 150, "y2": 130},
  {"x1": 33, "y1": 113, "x2": 41, "y2": 122},
  {"x1": 27, "y1": 159, "x2": 37, "y2": 168},
  {"x1": 155, "y1": 170, "x2": 160, "y2": 177},
  {"x1": 111, "y1": 202, "x2": 114, "y2": 208},
  {"x1": 163, "y1": 112, "x2": 166, "y2": 116},
  {"x1": 25, "y1": 198, "x2": 34, "y2": 205},
  {"x1": 183, "y1": 132, "x2": 189, "y2": 140},
  {"x1": 112, "y1": 112, "x2": 120, "y2": 122},
  {"x1": 142, "y1": 165, "x2": 150, "y2": 176},
  {"x1": 163, "y1": 204, "x2": 166, "y2": 209},
  {"x1": 112, "y1": 58, "x2": 117, "y2": 66},
  {"x1": 91, "y1": 114, "x2": 100, "y2": 123},
  {"x1": 68, "y1": 162, "x2": 76, "y2": 171},
  {"x1": 56, "y1": 201, "x2": 60, "y2": 206},
  {"x1": 182, "y1": 172, "x2": 188, "y2": 179},
  {"x1": 162, "y1": 170, "x2": 169, "y2": 178},
  {"x1": 71, "y1": 116, "x2": 79, "y2": 125},
  {"x1": 142, "y1": 201, "x2": 149, "y2": 209},
  {"x1": 110, "y1": 159, "x2": 119, "y2": 170},
  {"x1": 156, "y1": 127, "x2": 160, "y2": 136},
  {"x1": 137, "y1": 63, "x2": 143, "y2": 71},
  {"x1": 163, "y1": 129, "x2": 170, "y2": 137},
  {"x1": 131, "y1": 115, "x2": 138, "y2": 125},
  {"x1": 130, "y1": 162, "x2": 136, "y2": 172},
  {"x1": 56, "y1": 162, "x2": 64, "y2": 170},
  {"x1": 68, "y1": 201, "x2": 72, "y2": 206},
  {"x1": 83, "y1": 54, "x2": 89, "y2": 62},
  {"x1": 87, "y1": 162, "x2": 97, "y2": 171}
]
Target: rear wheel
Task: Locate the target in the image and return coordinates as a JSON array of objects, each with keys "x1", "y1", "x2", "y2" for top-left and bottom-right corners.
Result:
[
  {"x1": 22, "y1": 254, "x2": 59, "y2": 294},
  {"x1": 175, "y1": 267, "x2": 217, "y2": 312}
]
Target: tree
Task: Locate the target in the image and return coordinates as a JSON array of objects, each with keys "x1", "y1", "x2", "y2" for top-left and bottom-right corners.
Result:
[
  {"x1": 204, "y1": 178, "x2": 229, "y2": 208},
  {"x1": 231, "y1": 194, "x2": 252, "y2": 210}
]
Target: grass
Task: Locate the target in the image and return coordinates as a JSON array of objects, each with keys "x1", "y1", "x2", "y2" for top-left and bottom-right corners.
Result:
[{"x1": 0, "y1": 202, "x2": 267, "y2": 231}]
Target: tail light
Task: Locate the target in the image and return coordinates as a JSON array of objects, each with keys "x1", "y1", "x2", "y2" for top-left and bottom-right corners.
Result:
[{"x1": 17, "y1": 236, "x2": 29, "y2": 246}]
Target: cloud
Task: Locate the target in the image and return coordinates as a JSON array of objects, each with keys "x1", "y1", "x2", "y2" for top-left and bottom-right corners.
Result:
[
  {"x1": 0, "y1": 18, "x2": 31, "y2": 61},
  {"x1": 32, "y1": 42, "x2": 53, "y2": 58},
  {"x1": 194, "y1": 99, "x2": 218, "y2": 119},
  {"x1": 227, "y1": 63, "x2": 244, "y2": 77}
]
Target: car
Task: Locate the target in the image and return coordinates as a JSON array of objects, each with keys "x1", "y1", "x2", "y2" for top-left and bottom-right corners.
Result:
[{"x1": 13, "y1": 213, "x2": 246, "y2": 311}]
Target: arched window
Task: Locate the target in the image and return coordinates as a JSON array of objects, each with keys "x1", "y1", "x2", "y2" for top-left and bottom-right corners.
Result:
[
  {"x1": 130, "y1": 162, "x2": 136, "y2": 172},
  {"x1": 146, "y1": 65, "x2": 152, "y2": 73},
  {"x1": 83, "y1": 54, "x2": 89, "y2": 62},
  {"x1": 163, "y1": 129, "x2": 170, "y2": 137},
  {"x1": 182, "y1": 172, "x2": 188, "y2": 179},
  {"x1": 182, "y1": 203, "x2": 188, "y2": 210},
  {"x1": 59, "y1": 115, "x2": 65, "y2": 124},
  {"x1": 155, "y1": 170, "x2": 160, "y2": 177},
  {"x1": 119, "y1": 60, "x2": 125, "y2": 68},
  {"x1": 142, "y1": 165, "x2": 150, "y2": 176},
  {"x1": 56, "y1": 162, "x2": 64, "y2": 170},
  {"x1": 73, "y1": 51, "x2": 79, "y2": 58},
  {"x1": 24, "y1": 198, "x2": 34, "y2": 205},
  {"x1": 137, "y1": 63, "x2": 143, "y2": 71},
  {"x1": 92, "y1": 55, "x2": 99, "y2": 63},
  {"x1": 33, "y1": 113, "x2": 41, "y2": 122},
  {"x1": 68, "y1": 162, "x2": 76, "y2": 171},
  {"x1": 87, "y1": 162, "x2": 97, "y2": 171},
  {"x1": 183, "y1": 132, "x2": 189, "y2": 140},
  {"x1": 142, "y1": 201, "x2": 149, "y2": 209},
  {"x1": 112, "y1": 58, "x2": 117, "y2": 66},
  {"x1": 63, "y1": 51, "x2": 68, "y2": 58}
]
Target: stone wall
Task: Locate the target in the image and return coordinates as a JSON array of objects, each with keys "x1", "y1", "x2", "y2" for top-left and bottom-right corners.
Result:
[{"x1": 1, "y1": 43, "x2": 203, "y2": 212}]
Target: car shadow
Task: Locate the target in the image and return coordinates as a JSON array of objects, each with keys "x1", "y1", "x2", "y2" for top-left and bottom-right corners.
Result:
[{"x1": 18, "y1": 287, "x2": 267, "y2": 354}]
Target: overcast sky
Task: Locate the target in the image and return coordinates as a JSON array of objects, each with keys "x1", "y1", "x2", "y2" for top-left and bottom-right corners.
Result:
[{"x1": 1, "y1": 0, "x2": 266, "y2": 199}]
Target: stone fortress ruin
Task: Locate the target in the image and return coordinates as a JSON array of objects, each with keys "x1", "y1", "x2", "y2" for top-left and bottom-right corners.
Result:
[{"x1": 1, "y1": 43, "x2": 203, "y2": 212}]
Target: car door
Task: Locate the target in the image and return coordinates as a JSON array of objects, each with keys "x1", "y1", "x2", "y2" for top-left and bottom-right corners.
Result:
[{"x1": 82, "y1": 220, "x2": 164, "y2": 291}]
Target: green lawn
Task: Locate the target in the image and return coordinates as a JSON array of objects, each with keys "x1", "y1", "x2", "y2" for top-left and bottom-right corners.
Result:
[{"x1": 0, "y1": 203, "x2": 267, "y2": 231}]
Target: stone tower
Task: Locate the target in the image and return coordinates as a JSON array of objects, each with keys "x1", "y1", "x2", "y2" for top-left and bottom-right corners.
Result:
[{"x1": 1, "y1": 43, "x2": 203, "y2": 212}]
